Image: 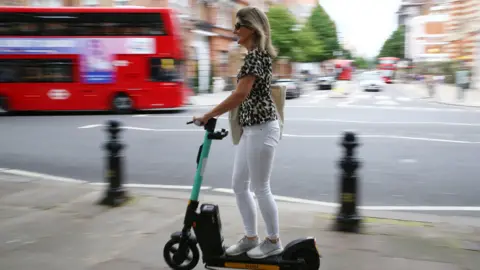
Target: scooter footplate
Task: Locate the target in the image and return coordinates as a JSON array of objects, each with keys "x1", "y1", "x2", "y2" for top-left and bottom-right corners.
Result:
[{"x1": 205, "y1": 253, "x2": 304, "y2": 270}]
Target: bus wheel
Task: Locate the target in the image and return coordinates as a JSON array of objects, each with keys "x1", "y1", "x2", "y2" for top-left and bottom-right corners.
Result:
[
  {"x1": 0, "y1": 95, "x2": 9, "y2": 115},
  {"x1": 112, "y1": 93, "x2": 133, "y2": 114}
]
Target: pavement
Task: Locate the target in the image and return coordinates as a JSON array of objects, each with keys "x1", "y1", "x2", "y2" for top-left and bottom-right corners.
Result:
[
  {"x1": 1, "y1": 80, "x2": 479, "y2": 217},
  {"x1": 397, "y1": 83, "x2": 480, "y2": 108},
  {"x1": 1, "y1": 171, "x2": 480, "y2": 270}
]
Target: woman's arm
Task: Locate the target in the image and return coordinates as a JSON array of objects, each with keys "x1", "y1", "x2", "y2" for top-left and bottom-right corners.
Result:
[{"x1": 204, "y1": 75, "x2": 256, "y2": 119}]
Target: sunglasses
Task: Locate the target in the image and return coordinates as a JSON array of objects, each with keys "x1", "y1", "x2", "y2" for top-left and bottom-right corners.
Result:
[{"x1": 234, "y1": 22, "x2": 250, "y2": 30}]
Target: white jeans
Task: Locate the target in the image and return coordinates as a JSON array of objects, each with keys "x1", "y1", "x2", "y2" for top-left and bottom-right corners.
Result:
[{"x1": 232, "y1": 120, "x2": 281, "y2": 239}]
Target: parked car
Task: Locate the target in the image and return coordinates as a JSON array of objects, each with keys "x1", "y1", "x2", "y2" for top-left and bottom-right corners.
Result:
[
  {"x1": 316, "y1": 74, "x2": 335, "y2": 90},
  {"x1": 273, "y1": 79, "x2": 301, "y2": 99},
  {"x1": 359, "y1": 72, "x2": 386, "y2": 92}
]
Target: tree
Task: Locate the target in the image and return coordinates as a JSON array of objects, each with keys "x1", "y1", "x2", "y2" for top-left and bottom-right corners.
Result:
[
  {"x1": 293, "y1": 24, "x2": 324, "y2": 62},
  {"x1": 267, "y1": 6, "x2": 298, "y2": 59},
  {"x1": 377, "y1": 26, "x2": 405, "y2": 59},
  {"x1": 306, "y1": 4, "x2": 341, "y2": 61},
  {"x1": 353, "y1": 57, "x2": 369, "y2": 69},
  {"x1": 342, "y1": 49, "x2": 353, "y2": 60},
  {"x1": 267, "y1": 5, "x2": 324, "y2": 62}
]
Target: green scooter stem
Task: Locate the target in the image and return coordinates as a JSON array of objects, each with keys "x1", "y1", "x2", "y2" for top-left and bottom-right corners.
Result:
[{"x1": 190, "y1": 131, "x2": 212, "y2": 201}]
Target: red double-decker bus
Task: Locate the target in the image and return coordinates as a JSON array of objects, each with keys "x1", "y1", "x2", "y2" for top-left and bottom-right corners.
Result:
[
  {"x1": 377, "y1": 57, "x2": 399, "y2": 84},
  {"x1": 0, "y1": 6, "x2": 190, "y2": 114},
  {"x1": 333, "y1": 59, "x2": 353, "y2": 81}
]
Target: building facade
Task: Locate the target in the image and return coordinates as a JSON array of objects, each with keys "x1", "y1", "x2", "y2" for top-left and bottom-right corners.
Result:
[
  {"x1": 407, "y1": 2, "x2": 449, "y2": 62},
  {"x1": 445, "y1": 0, "x2": 479, "y2": 66},
  {"x1": 397, "y1": 0, "x2": 429, "y2": 61}
]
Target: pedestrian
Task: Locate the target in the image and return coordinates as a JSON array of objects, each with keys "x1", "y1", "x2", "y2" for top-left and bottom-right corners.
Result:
[
  {"x1": 192, "y1": 6, "x2": 284, "y2": 259},
  {"x1": 426, "y1": 74, "x2": 436, "y2": 98},
  {"x1": 455, "y1": 63, "x2": 470, "y2": 100}
]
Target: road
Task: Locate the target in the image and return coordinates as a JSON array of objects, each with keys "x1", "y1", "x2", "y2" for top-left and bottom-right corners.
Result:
[{"x1": 1, "y1": 81, "x2": 480, "y2": 216}]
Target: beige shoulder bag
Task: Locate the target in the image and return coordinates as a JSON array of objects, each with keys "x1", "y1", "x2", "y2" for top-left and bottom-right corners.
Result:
[{"x1": 228, "y1": 85, "x2": 286, "y2": 145}]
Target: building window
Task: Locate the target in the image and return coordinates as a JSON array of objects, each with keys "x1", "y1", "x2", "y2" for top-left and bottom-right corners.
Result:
[
  {"x1": 168, "y1": 0, "x2": 190, "y2": 19},
  {"x1": 216, "y1": 5, "x2": 232, "y2": 29},
  {"x1": 30, "y1": 0, "x2": 62, "y2": 6},
  {"x1": 219, "y1": 51, "x2": 228, "y2": 65},
  {"x1": 114, "y1": 0, "x2": 130, "y2": 6},
  {"x1": 168, "y1": 0, "x2": 188, "y2": 9},
  {"x1": 4, "y1": 0, "x2": 21, "y2": 5},
  {"x1": 82, "y1": 0, "x2": 99, "y2": 6}
]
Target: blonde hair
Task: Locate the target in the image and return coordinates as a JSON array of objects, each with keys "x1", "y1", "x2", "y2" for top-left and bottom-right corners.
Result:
[{"x1": 236, "y1": 6, "x2": 277, "y2": 58}]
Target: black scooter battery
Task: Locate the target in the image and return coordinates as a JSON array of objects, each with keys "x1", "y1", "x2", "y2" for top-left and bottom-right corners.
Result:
[{"x1": 193, "y1": 203, "x2": 225, "y2": 258}]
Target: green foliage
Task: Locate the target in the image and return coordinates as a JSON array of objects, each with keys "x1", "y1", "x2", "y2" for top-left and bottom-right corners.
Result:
[
  {"x1": 267, "y1": 6, "x2": 298, "y2": 59},
  {"x1": 307, "y1": 5, "x2": 341, "y2": 61},
  {"x1": 377, "y1": 26, "x2": 405, "y2": 59},
  {"x1": 353, "y1": 57, "x2": 369, "y2": 69},
  {"x1": 342, "y1": 49, "x2": 353, "y2": 60},
  {"x1": 268, "y1": 4, "x2": 341, "y2": 62},
  {"x1": 293, "y1": 23, "x2": 324, "y2": 62}
]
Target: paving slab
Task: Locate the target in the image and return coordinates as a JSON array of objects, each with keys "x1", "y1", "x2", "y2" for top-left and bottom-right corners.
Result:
[{"x1": 0, "y1": 173, "x2": 479, "y2": 270}]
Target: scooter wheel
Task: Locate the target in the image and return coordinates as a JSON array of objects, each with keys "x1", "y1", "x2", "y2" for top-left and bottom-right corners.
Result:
[
  {"x1": 163, "y1": 238, "x2": 199, "y2": 270},
  {"x1": 292, "y1": 249, "x2": 320, "y2": 270}
]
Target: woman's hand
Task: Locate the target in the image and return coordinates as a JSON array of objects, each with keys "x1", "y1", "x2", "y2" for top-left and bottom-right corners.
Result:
[{"x1": 192, "y1": 114, "x2": 212, "y2": 126}]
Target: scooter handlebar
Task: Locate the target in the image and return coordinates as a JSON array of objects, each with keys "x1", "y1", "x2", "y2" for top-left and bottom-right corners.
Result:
[
  {"x1": 186, "y1": 120, "x2": 203, "y2": 126},
  {"x1": 186, "y1": 119, "x2": 228, "y2": 140}
]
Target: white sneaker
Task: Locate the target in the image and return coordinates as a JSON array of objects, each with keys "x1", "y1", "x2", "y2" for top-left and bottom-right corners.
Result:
[
  {"x1": 225, "y1": 236, "x2": 259, "y2": 256},
  {"x1": 247, "y1": 238, "x2": 283, "y2": 259}
]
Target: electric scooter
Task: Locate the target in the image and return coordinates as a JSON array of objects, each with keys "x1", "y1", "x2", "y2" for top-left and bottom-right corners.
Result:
[{"x1": 163, "y1": 118, "x2": 321, "y2": 270}]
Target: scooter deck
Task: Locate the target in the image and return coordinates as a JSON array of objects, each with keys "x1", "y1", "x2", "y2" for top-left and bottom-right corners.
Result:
[{"x1": 205, "y1": 253, "x2": 303, "y2": 270}]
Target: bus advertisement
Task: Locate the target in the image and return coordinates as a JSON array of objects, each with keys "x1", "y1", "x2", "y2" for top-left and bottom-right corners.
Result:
[{"x1": 0, "y1": 6, "x2": 189, "y2": 114}]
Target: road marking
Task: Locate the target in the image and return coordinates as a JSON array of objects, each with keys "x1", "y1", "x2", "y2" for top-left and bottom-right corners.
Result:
[
  {"x1": 375, "y1": 95, "x2": 391, "y2": 100},
  {"x1": 2, "y1": 169, "x2": 480, "y2": 212},
  {"x1": 283, "y1": 134, "x2": 480, "y2": 144},
  {"x1": 353, "y1": 94, "x2": 371, "y2": 99},
  {"x1": 211, "y1": 189, "x2": 480, "y2": 211},
  {"x1": 283, "y1": 118, "x2": 480, "y2": 126},
  {"x1": 337, "y1": 104, "x2": 474, "y2": 112},
  {"x1": 337, "y1": 100, "x2": 356, "y2": 106},
  {"x1": 307, "y1": 95, "x2": 326, "y2": 104},
  {"x1": 78, "y1": 125, "x2": 480, "y2": 144},
  {"x1": 212, "y1": 188, "x2": 338, "y2": 207},
  {"x1": 396, "y1": 97, "x2": 412, "y2": 102},
  {"x1": 78, "y1": 124, "x2": 103, "y2": 129},
  {"x1": 398, "y1": 159, "x2": 418, "y2": 163},
  {"x1": 0, "y1": 168, "x2": 87, "y2": 183},
  {"x1": 124, "y1": 126, "x2": 203, "y2": 132},
  {"x1": 90, "y1": 182, "x2": 212, "y2": 190},
  {"x1": 100, "y1": 116, "x2": 480, "y2": 127},
  {"x1": 375, "y1": 100, "x2": 399, "y2": 106}
]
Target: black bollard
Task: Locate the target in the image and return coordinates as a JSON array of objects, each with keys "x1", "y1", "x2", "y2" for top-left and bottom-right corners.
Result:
[
  {"x1": 335, "y1": 131, "x2": 362, "y2": 233},
  {"x1": 98, "y1": 120, "x2": 129, "y2": 207}
]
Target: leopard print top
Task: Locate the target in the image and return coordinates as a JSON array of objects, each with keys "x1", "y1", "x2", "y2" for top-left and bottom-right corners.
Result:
[{"x1": 237, "y1": 48, "x2": 278, "y2": 127}]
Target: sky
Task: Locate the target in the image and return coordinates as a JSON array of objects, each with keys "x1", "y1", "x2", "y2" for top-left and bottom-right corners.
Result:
[{"x1": 319, "y1": 0, "x2": 403, "y2": 58}]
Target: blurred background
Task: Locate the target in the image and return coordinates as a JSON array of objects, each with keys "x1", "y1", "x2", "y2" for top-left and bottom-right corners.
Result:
[{"x1": 2, "y1": 0, "x2": 477, "y2": 94}]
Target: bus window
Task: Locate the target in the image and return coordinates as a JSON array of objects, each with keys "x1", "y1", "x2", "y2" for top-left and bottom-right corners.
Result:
[
  {"x1": 150, "y1": 58, "x2": 182, "y2": 82},
  {"x1": 0, "y1": 12, "x2": 166, "y2": 36},
  {"x1": 0, "y1": 59, "x2": 74, "y2": 83},
  {"x1": 0, "y1": 60, "x2": 20, "y2": 83},
  {"x1": 43, "y1": 22, "x2": 68, "y2": 36}
]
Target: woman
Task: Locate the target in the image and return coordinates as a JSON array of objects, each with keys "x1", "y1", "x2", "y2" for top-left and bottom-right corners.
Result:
[{"x1": 192, "y1": 6, "x2": 282, "y2": 259}]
